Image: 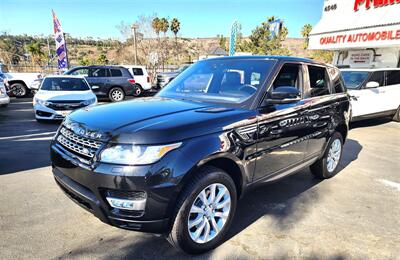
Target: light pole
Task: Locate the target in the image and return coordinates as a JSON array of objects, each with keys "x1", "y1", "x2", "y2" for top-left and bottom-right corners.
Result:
[{"x1": 131, "y1": 23, "x2": 139, "y2": 64}]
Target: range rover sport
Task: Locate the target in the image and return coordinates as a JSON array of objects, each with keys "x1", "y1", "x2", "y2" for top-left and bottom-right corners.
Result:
[{"x1": 51, "y1": 56, "x2": 350, "y2": 254}]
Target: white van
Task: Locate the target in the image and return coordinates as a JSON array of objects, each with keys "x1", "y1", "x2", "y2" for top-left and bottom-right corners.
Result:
[{"x1": 122, "y1": 65, "x2": 152, "y2": 95}]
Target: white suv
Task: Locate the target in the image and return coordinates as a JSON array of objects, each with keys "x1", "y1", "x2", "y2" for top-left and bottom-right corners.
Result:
[
  {"x1": 122, "y1": 65, "x2": 152, "y2": 95},
  {"x1": 33, "y1": 75, "x2": 97, "y2": 122},
  {"x1": 341, "y1": 68, "x2": 400, "y2": 122}
]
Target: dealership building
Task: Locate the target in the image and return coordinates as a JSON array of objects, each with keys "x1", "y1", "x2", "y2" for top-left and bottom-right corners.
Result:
[{"x1": 309, "y1": 0, "x2": 400, "y2": 68}]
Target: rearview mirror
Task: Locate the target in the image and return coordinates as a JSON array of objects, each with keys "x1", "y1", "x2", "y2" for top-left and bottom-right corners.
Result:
[
  {"x1": 266, "y1": 86, "x2": 301, "y2": 104},
  {"x1": 91, "y1": 85, "x2": 100, "y2": 90},
  {"x1": 365, "y1": 81, "x2": 379, "y2": 88}
]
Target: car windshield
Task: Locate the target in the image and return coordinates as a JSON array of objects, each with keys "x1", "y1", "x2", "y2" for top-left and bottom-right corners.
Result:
[
  {"x1": 41, "y1": 77, "x2": 90, "y2": 91},
  {"x1": 157, "y1": 59, "x2": 276, "y2": 106},
  {"x1": 176, "y1": 65, "x2": 190, "y2": 73},
  {"x1": 341, "y1": 71, "x2": 370, "y2": 89}
]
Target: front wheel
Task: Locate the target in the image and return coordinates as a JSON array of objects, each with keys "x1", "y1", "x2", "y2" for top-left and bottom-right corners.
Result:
[
  {"x1": 310, "y1": 132, "x2": 343, "y2": 179},
  {"x1": 167, "y1": 166, "x2": 237, "y2": 254},
  {"x1": 11, "y1": 83, "x2": 29, "y2": 98},
  {"x1": 108, "y1": 87, "x2": 125, "y2": 102}
]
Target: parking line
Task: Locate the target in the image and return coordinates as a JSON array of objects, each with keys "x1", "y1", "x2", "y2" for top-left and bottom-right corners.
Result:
[
  {"x1": 0, "y1": 131, "x2": 57, "y2": 140},
  {"x1": 377, "y1": 179, "x2": 400, "y2": 192}
]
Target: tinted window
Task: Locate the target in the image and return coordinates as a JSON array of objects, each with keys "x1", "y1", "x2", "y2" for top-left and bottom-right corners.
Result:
[
  {"x1": 341, "y1": 71, "x2": 369, "y2": 89},
  {"x1": 308, "y1": 65, "x2": 330, "y2": 97},
  {"x1": 41, "y1": 78, "x2": 90, "y2": 91},
  {"x1": 110, "y1": 69, "x2": 123, "y2": 77},
  {"x1": 385, "y1": 70, "x2": 400, "y2": 85},
  {"x1": 131, "y1": 68, "x2": 144, "y2": 76},
  {"x1": 368, "y1": 71, "x2": 384, "y2": 87},
  {"x1": 273, "y1": 64, "x2": 302, "y2": 90},
  {"x1": 69, "y1": 68, "x2": 89, "y2": 76},
  {"x1": 158, "y1": 59, "x2": 276, "y2": 106},
  {"x1": 91, "y1": 68, "x2": 107, "y2": 77}
]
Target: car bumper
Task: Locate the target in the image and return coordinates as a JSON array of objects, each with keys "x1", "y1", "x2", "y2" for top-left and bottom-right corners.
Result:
[
  {"x1": 0, "y1": 95, "x2": 10, "y2": 105},
  {"x1": 50, "y1": 142, "x2": 184, "y2": 233},
  {"x1": 34, "y1": 103, "x2": 96, "y2": 120}
]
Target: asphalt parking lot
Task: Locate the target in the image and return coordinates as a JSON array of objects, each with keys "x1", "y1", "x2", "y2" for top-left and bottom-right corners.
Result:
[{"x1": 0, "y1": 98, "x2": 399, "y2": 259}]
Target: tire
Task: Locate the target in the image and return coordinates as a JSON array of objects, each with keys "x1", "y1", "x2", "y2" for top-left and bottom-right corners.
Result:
[
  {"x1": 108, "y1": 87, "x2": 125, "y2": 102},
  {"x1": 132, "y1": 84, "x2": 143, "y2": 97},
  {"x1": 310, "y1": 132, "x2": 343, "y2": 179},
  {"x1": 167, "y1": 166, "x2": 237, "y2": 254},
  {"x1": 393, "y1": 106, "x2": 400, "y2": 122},
  {"x1": 10, "y1": 83, "x2": 29, "y2": 98}
]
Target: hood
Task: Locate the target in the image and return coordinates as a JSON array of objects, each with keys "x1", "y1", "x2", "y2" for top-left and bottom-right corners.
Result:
[
  {"x1": 68, "y1": 97, "x2": 255, "y2": 144},
  {"x1": 35, "y1": 90, "x2": 95, "y2": 101}
]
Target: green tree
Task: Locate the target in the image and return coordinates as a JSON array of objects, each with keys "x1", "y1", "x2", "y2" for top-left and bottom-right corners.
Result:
[
  {"x1": 218, "y1": 35, "x2": 227, "y2": 51},
  {"x1": 152, "y1": 17, "x2": 161, "y2": 38},
  {"x1": 97, "y1": 53, "x2": 108, "y2": 64},
  {"x1": 26, "y1": 41, "x2": 45, "y2": 65},
  {"x1": 237, "y1": 16, "x2": 290, "y2": 55},
  {"x1": 170, "y1": 18, "x2": 180, "y2": 43},
  {"x1": 301, "y1": 24, "x2": 313, "y2": 49},
  {"x1": 159, "y1": 18, "x2": 169, "y2": 36}
]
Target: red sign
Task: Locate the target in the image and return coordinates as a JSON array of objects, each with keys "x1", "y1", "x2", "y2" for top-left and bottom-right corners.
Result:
[
  {"x1": 320, "y1": 29, "x2": 400, "y2": 45},
  {"x1": 354, "y1": 0, "x2": 400, "y2": 11}
]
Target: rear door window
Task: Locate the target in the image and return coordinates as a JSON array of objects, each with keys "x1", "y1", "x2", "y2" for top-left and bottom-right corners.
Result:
[
  {"x1": 385, "y1": 70, "x2": 400, "y2": 86},
  {"x1": 90, "y1": 68, "x2": 107, "y2": 77},
  {"x1": 69, "y1": 68, "x2": 89, "y2": 76},
  {"x1": 307, "y1": 65, "x2": 330, "y2": 97},
  {"x1": 110, "y1": 69, "x2": 123, "y2": 77}
]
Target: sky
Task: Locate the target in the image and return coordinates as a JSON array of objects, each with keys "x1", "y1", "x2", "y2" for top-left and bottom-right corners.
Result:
[{"x1": 0, "y1": 0, "x2": 324, "y2": 39}]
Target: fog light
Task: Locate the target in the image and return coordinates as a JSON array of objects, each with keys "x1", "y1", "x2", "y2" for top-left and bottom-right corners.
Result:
[{"x1": 106, "y1": 197, "x2": 146, "y2": 211}]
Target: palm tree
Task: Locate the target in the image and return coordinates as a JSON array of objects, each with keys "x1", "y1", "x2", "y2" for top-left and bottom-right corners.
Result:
[
  {"x1": 170, "y1": 18, "x2": 180, "y2": 44},
  {"x1": 159, "y1": 18, "x2": 169, "y2": 36},
  {"x1": 26, "y1": 42, "x2": 45, "y2": 66},
  {"x1": 152, "y1": 17, "x2": 161, "y2": 38},
  {"x1": 301, "y1": 24, "x2": 313, "y2": 49}
]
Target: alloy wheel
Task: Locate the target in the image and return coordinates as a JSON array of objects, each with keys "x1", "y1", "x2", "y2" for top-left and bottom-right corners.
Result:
[
  {"x1": 12, "y1": 84, "x2": 26, "y2": 97},
  {"x1": 188, "y1": 183, "x2": 231, "y2": 244},
  {"x1": 111, "y1": 89, "x2": 123, "y2": 101},
  {"x1": 327, "y1": 139, "x2": 341, "y2": 172}
]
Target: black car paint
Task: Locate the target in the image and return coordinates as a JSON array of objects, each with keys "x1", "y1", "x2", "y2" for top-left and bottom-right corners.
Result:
[
  {"x1": 65, "y1": 66, "x2": 135, "y2": 97},
  {"x1": 51, "y1": 56, "x2": 350, "y2": 233}
]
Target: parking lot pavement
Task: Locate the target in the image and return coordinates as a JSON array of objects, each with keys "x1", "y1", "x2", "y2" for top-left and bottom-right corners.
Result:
[{"x1": 1, "y1": 98, "x2": 399, "y2": 259}]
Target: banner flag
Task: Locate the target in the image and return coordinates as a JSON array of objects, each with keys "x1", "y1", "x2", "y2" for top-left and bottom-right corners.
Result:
[
  {"x1": 52, "y1": 10, "x2": 69, "y2": 70},
  {"x1": 229, "y1": 21, "x2": 240, "y2": 56}
]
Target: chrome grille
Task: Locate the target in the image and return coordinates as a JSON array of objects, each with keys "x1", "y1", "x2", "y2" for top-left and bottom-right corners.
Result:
[{"x1": 56, "y1": 127, "x2": 103, "y2": 161}]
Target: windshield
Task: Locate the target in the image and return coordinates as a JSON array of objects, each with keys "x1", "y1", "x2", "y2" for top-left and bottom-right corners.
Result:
[
  {"x1": 341, "y1": 71, "x2": 370, "y2": 89},
  {"x1": 41, "y1": 77, "x2": 90, "y2": 91},
  {"x1": 157, "y1": 59, "x2": 276, "y2": 105},
  {"x1": 176, "y1": 65, "x2": 190, "y2": 73}
]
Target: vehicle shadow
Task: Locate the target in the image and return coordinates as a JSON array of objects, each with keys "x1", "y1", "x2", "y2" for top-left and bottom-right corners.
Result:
[
  {"x1": 57, "y1": 139, "x2": 362, "y2": 259},
  {"x1": 350, "y1": 117, "x2": 393, "y2": 129}
]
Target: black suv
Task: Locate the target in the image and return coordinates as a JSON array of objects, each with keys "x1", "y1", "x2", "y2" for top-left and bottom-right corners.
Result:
[
  {"x1": 51, "y1": 56, "x2": 350, "y2": 254},
  {"x1": 65, "y1": 66, "x2": 139, "y2": 102}
]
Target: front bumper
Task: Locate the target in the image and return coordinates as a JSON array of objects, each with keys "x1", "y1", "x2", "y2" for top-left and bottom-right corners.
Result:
[
  {"x1": 34, "y1": 103, "x2": 96, "y2": 120},
  {"x1": 50, "y1": 143, "x2": 183, "y2": 233},
  {"x1": 0, "y1": 95, "x2": 10, "y2": 105}
]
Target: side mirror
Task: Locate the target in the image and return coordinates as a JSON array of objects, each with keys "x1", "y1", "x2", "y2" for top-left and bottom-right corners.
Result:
[
  {"x1": 266, "y1": 86, "x2": 301, "y2": 104},
  {"x1": 365, "y1": 81, "x2": 379, "y2": 88},
  {"x1": 91, "y1": 85, "x2": 100, "y2": 90}
]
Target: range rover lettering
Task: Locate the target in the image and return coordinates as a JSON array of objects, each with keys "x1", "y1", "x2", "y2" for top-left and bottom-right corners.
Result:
[{"x1": 51, "y1": 56, "x2": 350, "y2": 254}]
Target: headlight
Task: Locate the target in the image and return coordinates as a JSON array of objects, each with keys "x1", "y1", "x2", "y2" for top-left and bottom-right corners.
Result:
[
  {"x1": 99, "y1": 143, "x2": 182, "y2": 165},
  {"x1": 34, "y1": 98, "x2": 49, "y2": 106},
  {"x1": 82, "y1": 97, "x2": 96, "y2": 106}
]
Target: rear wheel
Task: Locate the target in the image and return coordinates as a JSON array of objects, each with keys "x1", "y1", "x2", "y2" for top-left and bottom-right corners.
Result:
[
  {"x1": 108, "y1": 87, "x2": 125, "y2": 102},
  {"x1": 393, "y1": 105, "x2": 400, "y2": 122},
  {"x1": 167, "y1": 166, "x2": 237, "y2": 254},
  {"x1": 132, "y1": 84, "x2": 143, "y2": 97},
  {"x1": 11, "y1": 83, "x2": 29, "y2": 98},
  {"x1": 310, "y1": 132, "x2": 343, "y2": 179}
]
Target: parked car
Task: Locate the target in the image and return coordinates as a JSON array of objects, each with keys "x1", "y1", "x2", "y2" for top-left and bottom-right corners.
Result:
[
  {"x1": 51, "y1": 56, "x2": 350, "y2": 254},
  {"x1": 0, "y1": 81, "x2": 10, "y2": 107},
  {"x1": 122, "y1": 65, "x2": 152, "y2": 95},
  {"x1": 33, "y1": 75, "x2": 97, "y2": 122},
  {"x1": 156, "y1": 63, "x2": 191, "y2": 89},
  {"x1": 2, "y1": 71, "x2": 42, "y2": 98},
  {"x1": 29, "y1": 78, "x2": 43, "y2": 95},
  {"x1": 341, "y1": 68, "x2": 400, "y2": 122},
  {"x1": 65, "y1": 65, "x2": 139, "y2": 102}
]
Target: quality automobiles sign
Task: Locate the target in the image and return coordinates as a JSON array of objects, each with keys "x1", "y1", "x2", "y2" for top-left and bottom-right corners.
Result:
[
  {"x1": 319, "y1": 30, "x2": 400, "y2": 45},
  {"x1": 354, "y1": 0, "x2": 400, "y2": 11}
]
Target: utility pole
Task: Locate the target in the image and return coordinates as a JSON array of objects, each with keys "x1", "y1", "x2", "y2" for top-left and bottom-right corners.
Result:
[{"x1": 131, "y1": 23, "x2": 139, "y2": 64}]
